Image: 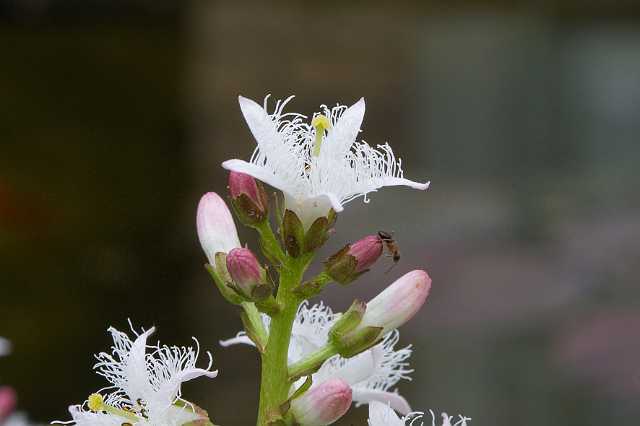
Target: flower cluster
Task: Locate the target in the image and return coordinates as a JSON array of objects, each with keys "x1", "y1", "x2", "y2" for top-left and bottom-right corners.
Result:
[
  {"x1": 56, "y1": 325, "x2": 217, "y2": 426},
  {"x1": 57, "y1": 94, "x2": 467, "y2": 426}
]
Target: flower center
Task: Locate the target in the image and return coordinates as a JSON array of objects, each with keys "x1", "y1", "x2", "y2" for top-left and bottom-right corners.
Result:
[
  {"x1": 87, "y1": 393, "x2": 141, "y2": 423},
  {"x1": 311, "y1": 114, "x2": 331, "y2": 157}
]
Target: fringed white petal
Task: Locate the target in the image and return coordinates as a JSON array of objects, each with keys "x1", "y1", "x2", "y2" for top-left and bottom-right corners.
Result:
[
  {"x1": 320, "y1": 97, "x2": 365, "y2": 160},
  {"x1": 367, "y1": 401, "x2": 405, "y2": 426},
  {"x1": 354, "y1": 388, "x2": 412, "y2": 415},
  {"x1": 368, "y1": 402, "x2": 471, "y2": 426},
  {"x1": 219, "y1": 332, "x2": 255, "y2": 348},
  {"x1": 222, "y1": 159, "x2": 291, "y2": 197},
  {"x1": 382, "y1": 177, "x2": 431, "y2": 191},
  {"x1": 65, "y1": 406, "x2": 123, "y2": 426}
]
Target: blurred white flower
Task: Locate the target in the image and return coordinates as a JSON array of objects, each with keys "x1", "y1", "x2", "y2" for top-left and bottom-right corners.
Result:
[
  {"x1": 58, "y1": 324, "x2": 217, "y2": 426},
  {"x1": 223, "y1": 95, "x2": 429, "y2": 227},
  {"x1": 221, "y1": 302, "x2": 413, "y2": 414},
  {"x1": 0, "y1": 337, "x2": 11, "y2": 357},
  {"x1": 367, "y1": 401, "x2": 471, "y2": 426}
]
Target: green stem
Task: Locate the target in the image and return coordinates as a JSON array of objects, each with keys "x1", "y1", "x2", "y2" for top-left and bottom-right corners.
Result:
[
  {"x1": 242, "y1": 302, "x2": 268, "y2": 347},
  {"x1": 255, "y1": 221, "x2": 286, "y2": 264},
  {"x1": 256, "y1": 257, "x2": 309, "y2": 426},
  {"x1": 288, "y1": 344, "x2": 339, "y2": 381}
]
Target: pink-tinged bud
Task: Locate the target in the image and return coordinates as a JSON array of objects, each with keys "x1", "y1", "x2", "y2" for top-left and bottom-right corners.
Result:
[
  {"x1": 0, "y1": 387, "x2": 17, "y2": 421},
  {"x1": 197, "y1": 192, "x2": 241, "y2": 263},
  {"x1": 359, "y1": 270, "x2": 431, "y2": 334},
  {"x1": 348, "y1": 235, "x2": 383, "y2": 273},
  {"x1": 291, "y1": 379, "x2": 353, "y2": 426},
  {"x1": 228, "y1": 171, "x2": 268, "y2": 225},
  {"x1": 324, "y1": 235, "x2": 383, "y2": 284},
  {"x1": 226, "y1": 247, "x2": 269, "y2": 299},
  {"x1": 229, "y1": 171, "x2": 260, "y2": 205}
]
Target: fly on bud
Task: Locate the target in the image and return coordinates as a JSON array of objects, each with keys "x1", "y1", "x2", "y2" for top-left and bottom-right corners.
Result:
[
  {"x1": 357, "y1": 269, "x2": 431, "y2": 335},
  {"x1": 197, "y1": 192, "x2": 241, "y2": 264},
  {"x1": 290, "y1": 379, "x2": 352, "y2": 426},
  {"x1": 228, "y1": 171, "x2": 269, "y2": 226},
  {"x1": 226, "y1": 247, "x2": 271, "y2": 300},
  {"x1": 324, "y1": 235, "x2": 383, "y2": 284}
]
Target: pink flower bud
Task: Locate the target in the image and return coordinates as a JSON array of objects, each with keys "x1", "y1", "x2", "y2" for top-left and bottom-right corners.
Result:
[
  {"x1": 291, "y1": 379, "x2": 353, "y2": 426},
  {"x1": 348, "y1": 235, "x2": 383, "y2": 273},
  {"x1": 229, "y1": 172, "x2": 261, "y2": 205},
  {"x1": 226, "y1": 247, "x2": 266, "y2": 299},
  {"x1": 359, "y1": 270, "x2": 431, "y2": 334},
  {"x1": 0, "y1": 387, "x2": 17, "y2": 421},
  {"x1": 228, "y1": 171, "x2": 268, "y2": 225},
  {"x1": 196, "y1": 192, "x2": 241, "y2": 263}
]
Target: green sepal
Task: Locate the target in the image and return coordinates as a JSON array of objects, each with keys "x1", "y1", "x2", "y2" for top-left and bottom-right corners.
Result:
[
  {"x1": 205, "y1": 259, "x2": 243, "y2": 305},
  {"x1": 329, "y1": 300, "x2": 366, "y2": 343},
  {"x1": 304, "y1": 216, "x2": 330, "y2": 252},
  {"x1": 240, "y1": 310, "x2": 266, "y2": 353},
  {"x1": 323, "y1": 245, "x2": 359, "y2": 284},
  {"x1": 289, "y1": 375, "x2": 313, "y2": 400},
  {"x1": 255, "y1": 294, "x2": 281, "y2": 315},
  {"x1": 282, "y1": 209, "x2": 305, "y2": 257},
  {"x1": 334, "y1": 326, "x2": 383, "y2": 358},
  {"x1": 327, "y1": 208, "x2": 338, "y2": 228},
  {"x1": 293, "y1": 273, "x2": 332, "y2": 299},
  {"x1": 230, "y1": 193, "x2": 266, "y2": 227}
]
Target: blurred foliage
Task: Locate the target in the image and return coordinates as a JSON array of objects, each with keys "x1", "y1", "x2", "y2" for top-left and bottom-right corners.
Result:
[{"x1": 0, "y1": 1, "x2": 639, "y2": 425}]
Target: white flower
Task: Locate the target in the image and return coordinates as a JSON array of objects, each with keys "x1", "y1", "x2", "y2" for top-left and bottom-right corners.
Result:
[
  {"x1": 197, "y1": 192, "x2": 241, "y2": 263},
  {"x1": 222, "y1": 95, "x2": 429, "y2": 228},
  {"x1": 367, "y1": 401, "x2": 471, "y2": 426},
  {"x1": 0, "y1": 337, "x2": 11, "y2": 357},
  {"x1": 220, "y1": 302, "x2": 413, "y2": 414},
  {"x1": 58, "y1": 323, "x2": 217, "y2": 426}
]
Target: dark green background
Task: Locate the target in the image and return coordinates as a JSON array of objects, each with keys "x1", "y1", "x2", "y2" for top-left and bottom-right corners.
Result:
[{"x1": 1, "y1": 1, "x2": 639, "y2": 425}]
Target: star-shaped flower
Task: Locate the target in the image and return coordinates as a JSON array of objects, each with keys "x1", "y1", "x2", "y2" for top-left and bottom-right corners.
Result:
[
  {"x1": 223, "y1": 95, "x2": 429, "y2": 227},
  {"x1": 59, "y1": 324, "x2": 217, "y2": 426},
  {"x1": 367, "y1": 401, "x2": 471, "y2": 426},
  {"x1": 221, "y1": 302, "x2": 413, "y2": 415}
]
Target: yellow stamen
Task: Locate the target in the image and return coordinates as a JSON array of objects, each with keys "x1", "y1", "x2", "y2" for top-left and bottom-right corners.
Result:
[
  {"x1": 87, "y1": 393, "x2": 104, "y2": 412},
  {"x1": 312, "y1": 114, "x2": 331, "y2": 157},
  {"x1": 87, "y1": 393, "x2": 140, "y2": 422}
]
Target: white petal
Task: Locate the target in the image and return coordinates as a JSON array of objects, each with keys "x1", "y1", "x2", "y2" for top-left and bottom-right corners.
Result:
[
  {"x1": 316, "y1": 348, "x2": 379, "y2": 386},
  {"x1": 66, "y1": 406, "x2": 123, "y2": 426},
  {"x1": 238, "y1": 95, "x2": 281, "y2": 148},
  {"x1": 284, "y1": 192, "x2": 338, "y2": 230},
  {"x1": 222, "y1": 159, "x2": 291, "y2": 195},
  {"x1": 367, "y1": 401, "x2": 405, "y2": 426},
  {"x1": 321, "y1": 97, "x2": 365, "y2": 159},
  {"x1": 123, "y1": 327, "x2": 156, "y2": 401},
  {"x1": 156, "y1": 403, "x2": 204, "y2": 425},
  {"x1": 353, "y1": 388, "x2": 412, "y2": 415},
  {"x1": 381, "y1": 176, "x2": 430, "y2": 191},
  {"x1": 219, "y1": 334, "x2": 255, "y2": 347}
]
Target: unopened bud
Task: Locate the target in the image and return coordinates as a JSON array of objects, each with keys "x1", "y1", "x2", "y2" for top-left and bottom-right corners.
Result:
[
  {"x1": 226, "y1": 247, "x2": 270, "y2": 300},
  {"x1": 325, "y1": 235, "x2": 383, "y2": 284},
  {"x1": 291, "y1": 379, "x2": 352, "y2": 426},
  {"x1": 228, "y1": 171, "x2": 268, "y2": 225},
  {"x1": 197, "y1": 192, "x2": 241, "y2": 263},
  {"x1": 0, "y1": 387, "x2": 16, "y2": 421},
  {"x1": 348, "y1": 235, "x2": 383, "y2": 272},
  {"x1": 358, "y1": 270, "x2": 431, "y2": 335}
]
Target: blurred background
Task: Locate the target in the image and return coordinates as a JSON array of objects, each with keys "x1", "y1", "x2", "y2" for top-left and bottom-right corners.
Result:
[{"x1": 1, "y1": 0, "x2": 639, "y2": 424}]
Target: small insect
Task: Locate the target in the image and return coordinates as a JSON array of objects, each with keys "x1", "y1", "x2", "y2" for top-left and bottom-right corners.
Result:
[{"x1": 378, "y1": 230, "x2": 400, "y2": 273}]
